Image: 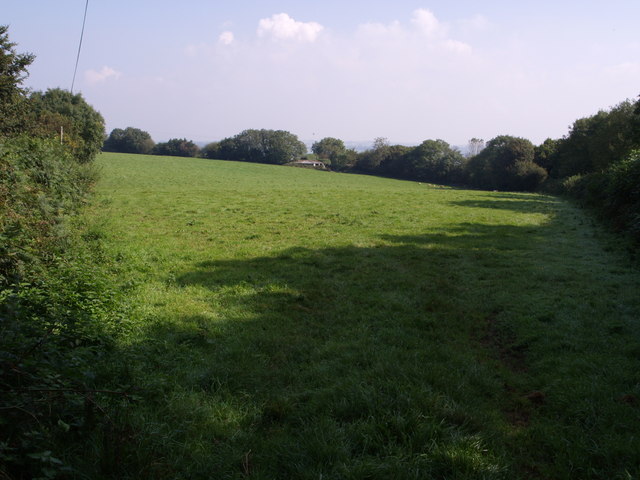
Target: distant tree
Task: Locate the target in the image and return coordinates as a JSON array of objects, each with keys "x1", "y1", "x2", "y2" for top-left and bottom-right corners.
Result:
[
  {"x1": 217, "y1": 137, "x2": 240, "y2": 160},
  {"x1": 29, "y1": 88, "x2": 105, "y2": 163},
  {"x1": 103, "y1": 127, "x2": 155, "y2": 154},
  {"x1": 152, "y1": 138, "x2": 200, "y2": 157},
  {"x1": 377, "y1": 145, "x2": 412, "y2": 177},
  {"x1": 403, "y1": 139, "x2": 467, "y2": 184},
  {"x1": 356, "y1": 137, "x2": 391, "y2": 172},
  {"x1": 332, "y1": 148, "x2": 358, "y2": 171},
  {"x1": 533, "y1": 138, "x2": 560, "y2": 174},
  {"x1": 466, "y1": 135, "x2": 546, "y2": 191},
  {"x1": 263, "y1": 130, "x2": 307, "y2": 164},
  {"x1": 467, "y1": 138, "x2": 485, "y2": 157},
  {"x1": 312, "y1": 137, "x2": 346, "y2": 164},
  {"x1": 200, "y1": 141, "x2": 221, "y2": 159},
  {"x1": 0, "y1": 25, "x2": 35, "y2": 135},
  {"x1": 218, "y1": 129, "x2": 306, "y2": 164},
  {"x1": 373, "y1": 137, "x2": 390, "y2": 151}
]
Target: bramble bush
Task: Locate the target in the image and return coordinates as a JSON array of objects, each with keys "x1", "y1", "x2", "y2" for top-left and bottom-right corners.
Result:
[
  {"x1": 0, "y1": 136, "x2": 133, "y2": 479},
  {"x1": 0, "y1": 136, "x2": 95, "y2": 285}
]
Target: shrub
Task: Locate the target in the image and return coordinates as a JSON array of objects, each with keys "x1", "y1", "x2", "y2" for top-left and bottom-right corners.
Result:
[
  {"x1": 0, "y1": 135, "x2": 131, "y2": 479},
  {"x1": 0, "y1": 136, "x2": 95, "y2": 286},
  {"x1": 152, "y1": 138, "x2": 200, "y2": 157},
  {"x1": 103, "y1": 127, "x2": 155, "y2": 154},
  {"x1": 562, "y1": 151, "x2": 640, "y2": 241},
  {"x1": 599, "y1": 151, "x2": 640, "y2": 237},
  {"x1": 29, "y1": 89, "x2": 106, "y2": 164}
]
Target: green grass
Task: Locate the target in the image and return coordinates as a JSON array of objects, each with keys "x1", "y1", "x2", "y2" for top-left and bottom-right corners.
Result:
[{"x1": 84, "y1": 152, "x2": 640, "y2": 479}]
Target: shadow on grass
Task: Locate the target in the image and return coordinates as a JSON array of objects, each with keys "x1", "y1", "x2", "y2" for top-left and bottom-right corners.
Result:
[
  {"x1": 115, "y1": 221, "x2": 640, "y2": 479},
  {"x1": 448, "y1": 193, "x2": 563, "y2": 214}
]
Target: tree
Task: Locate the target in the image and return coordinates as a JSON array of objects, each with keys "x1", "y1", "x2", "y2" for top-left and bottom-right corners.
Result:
[
  {"x1": 0, "y1": 25, "x2": 35, "y2": 135},
  {"x1": 312, "y1": 137, "x2": 346, "y2": 164},
  {"x1": 200, "y1": 141, "x2": 221, "y2": 159},
  {"x1": 30, "y1": 88, "x2": 105, "y2": 163},
  {"x1": 103, "y1": 127, "x2": 155, "y2": 154},
  {"x1": 332, "y1": 148, "x2": 358, "y2": 171},
  {"x1": 402, "y1": 139, "x2": 466, "y2": 184},
  {"x1": 466, "y1": 135, "x2": 546, "y2": 191},
  {"x1": 216, "y1": 129, "x2": 306, "y2": 164},
  {"x1": 262, "y1": 130, "x2": 307, "y2": 164},
  {"x1": 467, "y1": 138, "x2": 485, "y2": 157},
  {"x1": 355, "y1": 137, "x2": 391, "y2": 173},
  {"x1": 533, "y1": 138, "x2": 560, "y2": 174},
  {"x1": 152, "y1": 138, "x2": 200, "y2": 157},
  {"x1": 553, "y1": 100, "x2": 640, "y2": 178},
  {"x1": 377, "y1": 145, "x2": 412, "y2": 177}
]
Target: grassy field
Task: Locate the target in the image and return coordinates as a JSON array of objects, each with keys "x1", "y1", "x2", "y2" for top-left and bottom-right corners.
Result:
[{"x1": 84, "y1": 152, "x2": 640, "y2": 479}]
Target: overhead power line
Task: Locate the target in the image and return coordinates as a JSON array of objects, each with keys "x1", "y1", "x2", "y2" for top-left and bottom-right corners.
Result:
[{"x1": 71, "y1": 0, "x2": 89, "y2": 94}]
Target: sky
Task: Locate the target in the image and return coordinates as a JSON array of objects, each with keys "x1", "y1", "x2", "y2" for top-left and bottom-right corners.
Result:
[{"x1": 5, "y1": 1, "x2": 640, "y2": 147}]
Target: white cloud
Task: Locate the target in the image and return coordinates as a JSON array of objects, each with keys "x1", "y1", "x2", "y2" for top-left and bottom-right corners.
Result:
[
  {"x1": 85, "y1": 66, "x2": 122, "y2": 84},
  {"x1": 411, "y1": 8, "x2": 448, "y2": 38},
  {"x1": 444, "y1": 39, "x2": 472, "y2": 54},
  {"x1": 459, "y1": 14, "x2": 490, "y2": 33},
  {"x1": 219, "y1": 31, "x2": 234, "y2": 46},
  {"x1": 257, "y1": 13, "x2": 324, "y2": 43},
  {"x1": 357, "y1": 20, "x2": 403, "y2": 37}
]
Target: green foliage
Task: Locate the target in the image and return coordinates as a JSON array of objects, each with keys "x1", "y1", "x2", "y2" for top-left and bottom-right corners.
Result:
[
  {"x1": 0, "y1": 137, "x2": 135, "y2": 479},
  {"x1": 399, "y1": 139, "x2": 466, "y2": 184},
  {"x1": 225, "y1": 129, "x2": 307, "y2": 164},
  {"x1": 564, "y1": 150, "x2": 640, "y2": 241},
  {"x1": 331, "y1": 147, "x2": 358, "y2": 171},
  {"x1": 354, "y1": 138, "x2": 466, "y2": 185},
  {"x1": 311, "y1": 137, "x2": 347, "y2": 164},
  {"x1": 0, "y1": 136, "x2": 95, "y2": 286},
  {"x1": 355, "y1": 136, "x2": 391, "y2": 173},
  {"x1": 152, "y1": 138, "x2": 200, "y2": 157},
  {"x1": 467, "y1": 135, "x2": 546, "y2": 191},
  {"x1": 0, "y1": 25, "x2": 35, "y2": 136},
  {"x1": 103, "y1": 127, "x2": 155, "y2": 155},
  {"x1": 0, "y1": 236, "x2": 132, "y2": 480},
  {"x1": 541, "y1": 97, "x2": 640, "y2": 240},
  {"x1": 200, "y1": 141, "x2": 220, "y2": 159},
  {"x1": 29, "y1": 89, "x2": 106, "y2": 164},
  {"x1": 552, "y1": 99, "x2": 639, "y2": 178},
  {"x1": 533, "y1": 138, "x2": 560, "y2": 173}
]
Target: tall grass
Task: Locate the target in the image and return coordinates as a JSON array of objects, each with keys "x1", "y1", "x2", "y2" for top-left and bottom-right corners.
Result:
[{"x1": 65, "y1": 153, "x2": 640, "y2": 478}]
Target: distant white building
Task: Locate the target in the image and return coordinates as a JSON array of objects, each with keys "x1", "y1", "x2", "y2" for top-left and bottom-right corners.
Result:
[{"x1": 292, "y1": 160, "x2": 326, "y2": 169}]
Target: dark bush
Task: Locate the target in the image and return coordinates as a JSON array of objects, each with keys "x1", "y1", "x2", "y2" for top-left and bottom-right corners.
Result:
[
  {"x1": 103, "y1": 127, "x2": 155, "y2": 154},
  {"x1": 152, "y1": 138, "x2": 200, "y2": 157},
  {"x1": 0, "y1": 135, "x2": 130, "y2": 479},
  {"x1": 564, "y1": 150, "x2": 640, "y2": 241}
]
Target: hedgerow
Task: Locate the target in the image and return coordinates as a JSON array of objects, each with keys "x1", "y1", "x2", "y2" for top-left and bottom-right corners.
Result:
[
  {"x1": 0, "y1": 136, "x2": 132, "y2": 479},
  {"x1": 563, "y1": 150, "x2": 640, "y2": 242}
]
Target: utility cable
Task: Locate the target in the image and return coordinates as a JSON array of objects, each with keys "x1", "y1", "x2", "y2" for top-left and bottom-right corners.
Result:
[{"x1": 71, "y1": 0, "x2": 89, "y2": 94}]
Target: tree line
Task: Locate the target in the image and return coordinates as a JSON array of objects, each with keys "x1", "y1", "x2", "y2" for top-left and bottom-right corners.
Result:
[
  {"x1": 105, "y1": 94, "x2": 640, "y2": 240},
  {"x1": 106, "y1": 96, "x2": 639, "y2": 192}
]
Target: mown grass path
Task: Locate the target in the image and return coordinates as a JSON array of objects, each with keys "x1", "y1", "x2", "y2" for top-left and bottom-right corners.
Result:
[{"x1": 90, "y1": 153, "x2": 640, "y2": 479}]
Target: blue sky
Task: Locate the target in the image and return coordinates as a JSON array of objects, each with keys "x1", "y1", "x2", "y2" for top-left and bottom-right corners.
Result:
[{"x1": 5, "y1": 1, "x2": 640, "y2": 146}]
